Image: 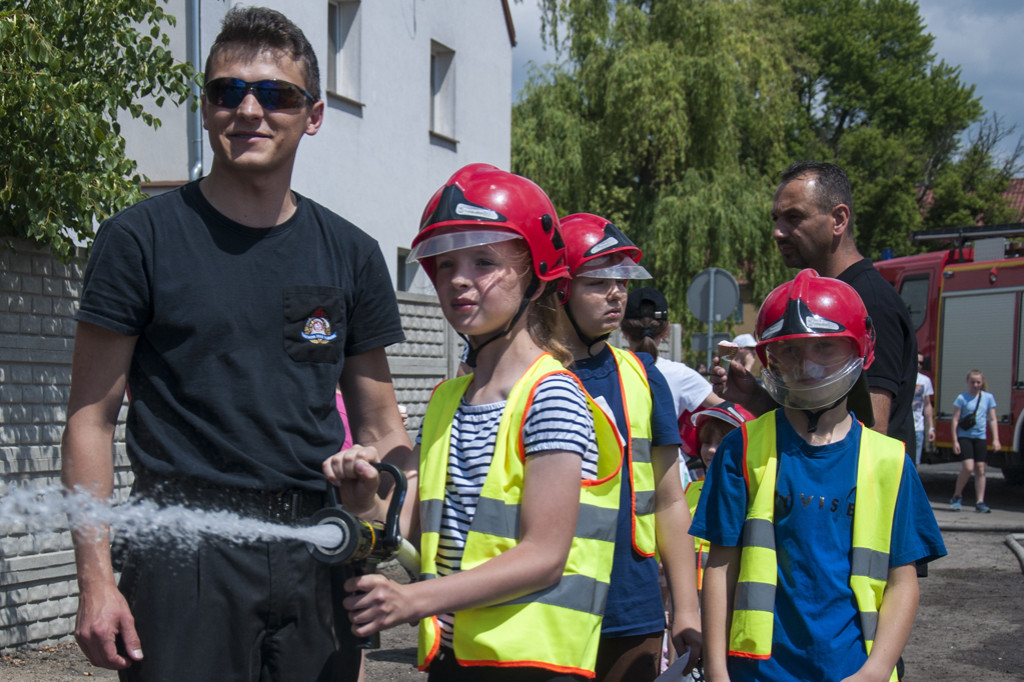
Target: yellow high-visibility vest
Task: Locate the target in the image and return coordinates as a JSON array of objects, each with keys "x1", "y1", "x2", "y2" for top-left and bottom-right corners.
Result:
[
  {"x1": 607, "y1": 346, "x2": 657, "y2": 557},
  {"x1": 684, "y1": 480, "x2": 709, "y2": 591},
  {"x1": 417, "y1": 354, "x2": 623, "y2": 677},
  {"x1": 729, "y1": 411, "x2": 903, "y2": 682}
]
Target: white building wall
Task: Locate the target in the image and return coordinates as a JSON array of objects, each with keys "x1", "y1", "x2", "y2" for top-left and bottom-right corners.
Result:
[
  {"x1": 121, "y1": 0, "x2": 514, "y2": 295},
  {"x1": 0, "y1": 0, "x2": 515, "y2": 650}
]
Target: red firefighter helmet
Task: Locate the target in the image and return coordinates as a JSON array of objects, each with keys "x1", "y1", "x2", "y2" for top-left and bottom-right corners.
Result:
[
  {"x1": 754, "y1": 269, "x2": 875, "y2": 368},
  {"x1": 680, "y1": 402, "x2": 755, "y2": 457},
  {"x1": 754, "y1": 269, "x2": 876, "y2": 417},
  {"x1": 557, "y1": 213, "x2": 650, "y2": 304},
  {"x1": 409, "y1": 163, "x2": 567, "y2": 282}
]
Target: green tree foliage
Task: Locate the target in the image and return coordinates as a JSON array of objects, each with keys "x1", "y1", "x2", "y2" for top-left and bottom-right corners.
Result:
[
  {"x1": 781, "y1": 0, "x2": 985, "y2": 255},
  {"x1": 923, "y1": 115, "x2": 1023, "y2": 229},
  {"x1": 514, "y1": 0, "x2": 798, "y2": 328},
  {"x1": 0, "y1": 1, "x2": 195, "y2": 261},
  {"x1": 514, "y1": 0, "x2": 1011, "y2": 317}
]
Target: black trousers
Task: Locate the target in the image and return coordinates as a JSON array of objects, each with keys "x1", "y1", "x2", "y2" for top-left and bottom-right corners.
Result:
[{"x1": 117, "y1": 536, "x2": 360, "y2": 682}]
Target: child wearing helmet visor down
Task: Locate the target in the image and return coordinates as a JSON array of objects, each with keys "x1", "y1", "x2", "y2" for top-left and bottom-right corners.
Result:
[
  {"x1": 690, "y1": 269, "x2": 945, "y2": 682},
  {"x1": 324, "y1": 165, "x2": 623, "y2": 681},
  {"x1": 556, "y1": 214, "x2": 702, "y2": 681}
]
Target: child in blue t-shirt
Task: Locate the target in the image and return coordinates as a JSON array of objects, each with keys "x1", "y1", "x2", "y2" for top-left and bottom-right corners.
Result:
[{"x1": 691, "y1": 270, "x2": 946, "y2": 682}]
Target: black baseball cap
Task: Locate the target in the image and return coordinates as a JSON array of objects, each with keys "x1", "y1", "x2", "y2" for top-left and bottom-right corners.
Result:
[{"x1": 626, "y1": 287, "x2": 669, "y2": 320}]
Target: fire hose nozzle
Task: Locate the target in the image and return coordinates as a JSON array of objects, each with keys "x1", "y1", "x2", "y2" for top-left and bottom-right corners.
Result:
[
  {"x1": 305, "y1": 505, "x2": 372, "y2": 565},
  {"x1": 305, "y1": 461, "x2": 408, "y2": 651}
]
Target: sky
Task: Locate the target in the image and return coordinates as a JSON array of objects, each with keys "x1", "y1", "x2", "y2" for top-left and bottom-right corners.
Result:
[{"x1": 507, "y1": 0, "x2": 1024, "y2": 162}]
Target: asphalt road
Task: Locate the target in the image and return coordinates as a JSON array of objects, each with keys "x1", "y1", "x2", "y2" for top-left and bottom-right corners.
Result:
[{"x1": 902, "y1": 462, "x2": 1024, "y2": 681}]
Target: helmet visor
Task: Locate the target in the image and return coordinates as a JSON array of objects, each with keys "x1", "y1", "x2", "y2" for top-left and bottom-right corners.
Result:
[
  {"x1": 408, "y1": 229, "x2": 521, "y2": 263},
  {"x1": 576, "y1": 255, "x2": 651, "y2": 280},
  {"x1": 761, "y1": 338, "x2": 862, "y2": 410}
]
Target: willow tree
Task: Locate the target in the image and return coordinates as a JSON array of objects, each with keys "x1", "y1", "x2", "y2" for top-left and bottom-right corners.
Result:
[
  {"x1": 782, "y1": 0, "x2": 985, "y2": 256},
  {"x1": 513, "y1": 0, "x2": 799, "y2": 326},
  {"x1": 1, "y1": 1, "x2": 195, "y2": 261}
]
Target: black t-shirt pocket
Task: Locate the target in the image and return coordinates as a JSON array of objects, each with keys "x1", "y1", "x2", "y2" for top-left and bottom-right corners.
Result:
[{"x1": 283, "y1": 286, "x2": 347, "y2": 363}]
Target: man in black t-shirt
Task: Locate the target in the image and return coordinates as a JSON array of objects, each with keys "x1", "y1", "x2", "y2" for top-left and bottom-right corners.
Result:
[
  {"x1": 711, "y1": 161, "x2": 917, "y2": 449},
  {"x1": 61, "y1": 7, "x2": 412, "y2": 681}
]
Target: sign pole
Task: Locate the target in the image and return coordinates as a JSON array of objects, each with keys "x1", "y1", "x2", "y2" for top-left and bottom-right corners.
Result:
[{"x1": 706, "y1": 268, "x2": 716, "y2": 371}]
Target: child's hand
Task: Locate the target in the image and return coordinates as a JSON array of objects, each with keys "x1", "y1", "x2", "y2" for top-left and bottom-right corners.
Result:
[
  {"x1": 343, "y1": 574, "x2": 417, "y2": 635},
  {"x1": 670, "y1": 609, "x2": 703, "y2": 675},
  {"x1": 322, "y1": 445, "x2": 381, "y2": 517}
]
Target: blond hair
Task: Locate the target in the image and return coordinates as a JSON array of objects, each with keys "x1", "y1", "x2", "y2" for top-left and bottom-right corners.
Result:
[
  {"x1": 529, "y1": 283, "x2": 574, "y2": 366},
  {"x1": 966, "y1": 369, "x2": 988, "y2": 392}
]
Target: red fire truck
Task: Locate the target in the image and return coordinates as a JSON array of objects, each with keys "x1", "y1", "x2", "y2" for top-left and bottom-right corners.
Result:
[{"x1": 873, "y1": 224, "x2": 1024, "y2": 484}]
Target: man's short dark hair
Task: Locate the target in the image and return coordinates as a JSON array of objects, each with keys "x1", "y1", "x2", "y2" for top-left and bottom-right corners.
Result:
[
  {"x1": 205, "y1": 6, "x2": 321, "y2": 102},
  {"x1": 780, "y1": 161, "x2": 855, "y2": 233}
]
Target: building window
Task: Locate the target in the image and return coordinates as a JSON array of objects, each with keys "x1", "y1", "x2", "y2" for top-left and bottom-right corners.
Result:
[
  {"x1": 430, "y1": 41, "x2": 456, "y2": 140},
  {"x1": 397, "y1": 248, "x2": 418, "y2": 292},
  {"x1": 328, "y1": 0, "x2": 361, "y2": 102}
]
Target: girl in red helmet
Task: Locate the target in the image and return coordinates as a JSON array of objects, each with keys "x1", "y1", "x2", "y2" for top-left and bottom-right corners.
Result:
[
  {"x1": 325, "y1": 165, "x2": 622, "y2": 681},
  {"x1": 556, "y1": 213, "x2": 702, "y2": 681},
  {"x1": 691, "y1": 269, "x2": 945, "y2": 682}
]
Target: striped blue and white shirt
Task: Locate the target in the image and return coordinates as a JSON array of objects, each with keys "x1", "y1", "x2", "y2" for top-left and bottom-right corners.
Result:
[{"x1": 418, "y1": 372, "x2": 598, "y2": 644}]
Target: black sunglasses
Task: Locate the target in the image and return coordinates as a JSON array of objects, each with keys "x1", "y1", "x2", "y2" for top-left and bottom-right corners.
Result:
[{"x1": 204, "y1": 77, "x2": 315, "y2": 111}]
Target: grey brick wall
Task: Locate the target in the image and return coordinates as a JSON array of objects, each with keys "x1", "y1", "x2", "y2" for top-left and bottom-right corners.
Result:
[
  {"x1": 0, "y1": 238, "x2": 686, "y2": 650},
  {"x1": 0, "y1": 238, "x2": 457, "y2": 649},
  {"x1": 1, "y1": 239, "x2": 100, "y2": 649}
]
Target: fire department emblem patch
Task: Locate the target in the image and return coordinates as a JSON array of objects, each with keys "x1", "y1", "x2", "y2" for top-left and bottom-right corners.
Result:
[{"x1": 301, "y1": 307, "x2": 337, "y2": 344}]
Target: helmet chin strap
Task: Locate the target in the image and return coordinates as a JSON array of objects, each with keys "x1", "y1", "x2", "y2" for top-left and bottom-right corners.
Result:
[
  {"x1": 800, "y1": 397, "x2": 847, "y2": 433},
  {"x1": 460, "y1": 278, "x2": 540, "y2": 368},
  {"x1": 565, "y1": 304, "x2": 611, "y2": 357}
]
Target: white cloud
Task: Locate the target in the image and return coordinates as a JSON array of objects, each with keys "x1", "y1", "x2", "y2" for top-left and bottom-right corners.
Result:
[
  {"x1": 917, "y1": 0, "x2": 1024, "y2": 159},
  {"x1": 508, "y1": 0, "x2": 554, "y2": 99}
]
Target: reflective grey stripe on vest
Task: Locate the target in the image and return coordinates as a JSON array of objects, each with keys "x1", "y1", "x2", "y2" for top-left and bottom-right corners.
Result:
[
  {"x1": 578, "y1": 503, "x2": 618, "y2": 542},
  {"x1": 734, "y1": 517, "x2": 777, "y2": 613},
  {"x1": 741, "y1": 517, "x2": 776, "y2": 550},
  {"x1": 420, "y1": 498, "x2": 444, "y2": 535},
  {"x1": 471, "y1": 497, "x2": 519, "y2": 539},
  {"x1": 733, "y1": 580, "x2": 775, "y2": 612},
  {"x1": 631, "y1": 439, "x2": 654, "y2": 516},
  {"x1": 851, "y1": 547, "x2": 890, "y2": 582},
  {"x1": 494, "y1": 573, "x2": 609, "y2": 616},
  {"x1": 859, "y1": 610, "x2": 878, "y2": 641},
  {"x1": 631, "y1": 438, "x2": 652, "y2": 464},
  {"x1": 635, "y1": 490, "x2": 656, "y2": 516},
  {"x1": 468, "y1": 497, "x2": 618, "y2": 543}
]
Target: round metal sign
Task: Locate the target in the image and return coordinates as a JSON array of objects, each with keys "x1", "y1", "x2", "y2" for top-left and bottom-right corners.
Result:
[{"x1": 686, "y1": 267, "x2": 740, "y2": 323}]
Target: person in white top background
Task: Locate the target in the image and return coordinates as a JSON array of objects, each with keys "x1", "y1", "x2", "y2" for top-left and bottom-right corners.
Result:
[
  {"x1": 913, "y1": 352, "x2": 935, "y2": 468},
  {"x1": 620, "y1": 287, "x2": 722, "y2": 485}
]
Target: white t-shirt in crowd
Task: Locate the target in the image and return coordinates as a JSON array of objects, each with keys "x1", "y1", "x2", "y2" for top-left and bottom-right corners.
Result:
[
  {"x1": 913, "y1": 372, "x2": 934, "y2": 432},
  {"x1": 654, "y1": 357, "x2": 712, "y2": 485},
  {"x1": 654, "y1": 357, "x2": 713, "y2": 415}
]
